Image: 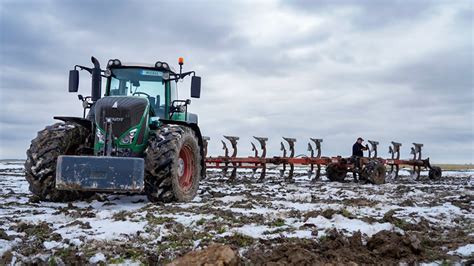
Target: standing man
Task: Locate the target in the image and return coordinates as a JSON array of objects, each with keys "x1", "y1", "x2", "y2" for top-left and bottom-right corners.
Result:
[{"x1": 352, "y1": 137, "x2": 368, "y2": 181}]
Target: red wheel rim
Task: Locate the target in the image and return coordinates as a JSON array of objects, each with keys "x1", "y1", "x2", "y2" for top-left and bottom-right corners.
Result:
[{"x1": 178, "y1": 144, "x2": 194, "y2": 191}]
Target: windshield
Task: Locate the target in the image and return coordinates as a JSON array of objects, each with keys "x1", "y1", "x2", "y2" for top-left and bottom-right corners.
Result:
[{"x1": 108, "y1": 68, "x2": 166, "y2": 117}]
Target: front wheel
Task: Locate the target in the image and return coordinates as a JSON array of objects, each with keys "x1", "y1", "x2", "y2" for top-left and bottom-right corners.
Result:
[
  {"x1": 144, "y1": 125, "x2": 202, "y2": 202},
  {"x1": 24, "y1": 122, "x2": 92, "y2": 201}
]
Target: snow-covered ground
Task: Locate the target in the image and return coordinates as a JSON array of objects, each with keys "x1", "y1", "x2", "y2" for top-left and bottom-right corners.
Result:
[{"x1": 0, "y1": 160, "x2": 472, "y2": 264}]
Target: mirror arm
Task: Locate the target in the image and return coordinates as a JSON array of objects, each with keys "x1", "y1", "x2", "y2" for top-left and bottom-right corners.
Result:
[
  {"x1": 74, "y1": 65, "x2": 93, "y2": 74},
  {"x1": 179, "y1": 71, "x2": 195, "y2": 79},
  {"x1": 166, "y1": 71, "x2": 196, "y2": 82}
]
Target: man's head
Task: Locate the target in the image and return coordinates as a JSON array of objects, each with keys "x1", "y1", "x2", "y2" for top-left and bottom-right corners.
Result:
[{"x1": 357, "y1": 137, "x2": 364, "y2": 144}]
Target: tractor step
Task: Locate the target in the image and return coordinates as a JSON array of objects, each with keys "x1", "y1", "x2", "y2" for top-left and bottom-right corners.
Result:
[{"x1": 56, "y1": 156, "x2": 144, "y2": 192}]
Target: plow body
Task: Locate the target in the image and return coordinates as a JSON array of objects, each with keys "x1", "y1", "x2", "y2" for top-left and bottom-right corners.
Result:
[{"x1": 56, "y1": 156, "x2": 144, "y2": 192}]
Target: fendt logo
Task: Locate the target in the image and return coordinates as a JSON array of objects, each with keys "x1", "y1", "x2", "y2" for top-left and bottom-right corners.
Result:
[
  {"x1": 112, "y1": 101, "x2": 118, "y2": 108},
  {"x1": 105, "y1": 117, "x2": 124, "y2": 122}
]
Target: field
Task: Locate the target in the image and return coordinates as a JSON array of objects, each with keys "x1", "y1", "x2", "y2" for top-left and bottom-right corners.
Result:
[
  {"x1": 428, "y1": 164, "x2": 474, "y2": 170},
  {"x1": 0, "y1": 160, "x2": 473, "y2": 265}
]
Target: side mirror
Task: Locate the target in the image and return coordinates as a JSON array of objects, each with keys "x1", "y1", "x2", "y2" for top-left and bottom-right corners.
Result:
[
  {"x1": 69, "y1": 70, "x2": 79, "y2": 92},
  {"x1": 190, "y1": 76, "x2": 201, "y2": 98}
]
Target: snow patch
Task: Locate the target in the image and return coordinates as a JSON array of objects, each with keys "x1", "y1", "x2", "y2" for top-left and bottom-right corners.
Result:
[
  {"x1": 0, "y1": 239, "x2": 13, "y2": 257},
  {"x1": 231, "y1": 224, "x2": 271, "y2": 239},
  {"x1": 448, "y1": 244, "x2": 474, "y2": 257},
  {"x1": 302, "y1": 215, "x2": 397, "y2": 237},
  {"x1": 86, "y1": 220, "x2": 147, "y2": 240},
  {"x1": 43, "y1": 241, "x2": 62, "y2": 250},
  {"x1": 286, "y1": 192, "x2": 312, "y2": 202},
  {"x1": 217, "y1": 195, "x2": 247, "y2": 203},
  {"x1": 89, "y1": 252, "x2": 106, "y2": 263}
]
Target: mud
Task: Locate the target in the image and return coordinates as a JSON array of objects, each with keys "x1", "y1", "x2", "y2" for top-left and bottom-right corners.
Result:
[{"x1": 245, "y1": 228, "x2": 464, "y2": 265}]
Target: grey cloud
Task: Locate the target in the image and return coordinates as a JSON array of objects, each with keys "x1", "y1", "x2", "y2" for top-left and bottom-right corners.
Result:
[
  {"x1": 284, "y1": 0, "x2": 446, "y2": 28},
  {"x1": 381, "y1": 47, "x2": 473, "y2": 95}
]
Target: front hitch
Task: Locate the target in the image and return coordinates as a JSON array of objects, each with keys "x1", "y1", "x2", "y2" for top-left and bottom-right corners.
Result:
[{"x1": 103, "y1": 118, "x2": 115, "y2": 156}]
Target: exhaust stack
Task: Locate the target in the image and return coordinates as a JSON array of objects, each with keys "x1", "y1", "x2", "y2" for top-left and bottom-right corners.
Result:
[{"x1": 91, "y1": 56, "x2": 102, "y2": 102}]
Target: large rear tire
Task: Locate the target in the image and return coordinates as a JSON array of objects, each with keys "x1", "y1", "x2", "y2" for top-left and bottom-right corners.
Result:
[
  {"x1": 326, "y1": 163, "x2": 347, "y2": 182},
  {"x1": 144, "y1": 125, "x2": 202, "y2": 202},
  {"x1": 361, "y1": 160, "x2": 386, "y2": 184},
  {"x1": 24, "y1": 122, "x2": 92, "y2": 201}
]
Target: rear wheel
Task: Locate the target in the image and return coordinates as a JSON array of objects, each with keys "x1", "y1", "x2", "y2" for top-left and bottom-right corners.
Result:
[
  {"x1": 428, "y1": 166, "x2": 442, "y2": 180},
  {"x1": 326, "y1": 163, "x2": 347, "y2": 182},
  {"x1": 361, "y1": 160, "x2": 386, "y2": 184},
  {"x1": 24, "y1": 122, "x2": 92, "y2": 201},
  {"x1": 144, "y1": 125, "x2": 202, "y2": 202}
]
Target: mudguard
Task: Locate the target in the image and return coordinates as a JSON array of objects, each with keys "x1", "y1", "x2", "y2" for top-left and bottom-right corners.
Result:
[{"x1": 54, "y1": 116, "x2": 93, "y2": 131}]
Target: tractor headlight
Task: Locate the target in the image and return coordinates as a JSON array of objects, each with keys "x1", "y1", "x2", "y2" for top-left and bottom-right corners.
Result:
[
  {"x1": 108, "y1": 59, "x2": 121, "y2": 67},
  {"x1": 155, "y1": 62, "x2": 162, "y2": 68},
  {"x1": 162, "y1": 63, "x2": 168, "y2": 69},
  {"x1": 96, "y1": 129, "x2": 105, "y2": 143},
  {"x1": 121, "y1": 128, "x2": 138, "y2": 144}
]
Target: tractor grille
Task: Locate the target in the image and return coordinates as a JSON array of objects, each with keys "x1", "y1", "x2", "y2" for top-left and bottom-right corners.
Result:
[{"x1": 95, "y1": 97, "x2": 148, "y2": 142}]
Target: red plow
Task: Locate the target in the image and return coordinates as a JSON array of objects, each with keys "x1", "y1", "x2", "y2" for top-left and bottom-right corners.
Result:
[{"x1": 203, "y1": 136, "x2": 442, "y2": 184}]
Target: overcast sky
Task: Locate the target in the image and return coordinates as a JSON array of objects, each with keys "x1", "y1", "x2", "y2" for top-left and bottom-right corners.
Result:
[{"x1": 0, "y1": 0, "x2": 472, "y2": 163}]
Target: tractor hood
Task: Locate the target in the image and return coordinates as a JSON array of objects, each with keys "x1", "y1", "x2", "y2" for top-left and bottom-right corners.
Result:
[{"x1": 94, "y1": 96, "x2": 149, "y2": 153}]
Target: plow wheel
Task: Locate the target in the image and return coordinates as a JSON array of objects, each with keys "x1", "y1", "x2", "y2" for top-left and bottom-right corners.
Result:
[
  {"x1": 145, "y1": 125, "x2": 202, "y2": 202},
  {"x1": 361, "y1": 160, "x2": 386, "y2": 184},
  {"x1": 326, "y1": 163, "x2": 347, "y2": 182},
  {"x1": 428, "y1": 166, "x2": 442, "y2": 180},
  {"x1": 24, "y1": 122, "x2": 92, "y2": 201}
]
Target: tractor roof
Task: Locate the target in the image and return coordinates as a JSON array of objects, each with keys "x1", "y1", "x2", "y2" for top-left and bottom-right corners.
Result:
[{"x1": 119, "y1": 62, "x2": 177, "y2": 73}]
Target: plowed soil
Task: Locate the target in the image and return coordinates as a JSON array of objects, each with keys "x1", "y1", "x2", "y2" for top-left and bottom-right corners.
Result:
[{"x1": 0, "y1": 161, "x2": 472, "y2": 265}]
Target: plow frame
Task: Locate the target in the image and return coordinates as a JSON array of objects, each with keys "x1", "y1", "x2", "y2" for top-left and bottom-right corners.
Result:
[{"x1": 204, "y1": 136, "x2": 440, "y2": 182}]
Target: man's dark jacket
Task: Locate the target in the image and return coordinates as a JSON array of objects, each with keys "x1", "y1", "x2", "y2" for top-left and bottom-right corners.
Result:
[{"x1": 352, "y1": 142, "x2": 365, "y2": 157}]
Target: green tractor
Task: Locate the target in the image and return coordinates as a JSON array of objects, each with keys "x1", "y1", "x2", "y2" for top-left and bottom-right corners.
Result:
[{"x1": 24, "y1": 56, "x2": 205, "y2": 202}]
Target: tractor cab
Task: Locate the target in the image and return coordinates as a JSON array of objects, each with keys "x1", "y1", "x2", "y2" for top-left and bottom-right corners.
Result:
[{"x1": 107, "y1": 66, "x2": 168, "y2": 118}]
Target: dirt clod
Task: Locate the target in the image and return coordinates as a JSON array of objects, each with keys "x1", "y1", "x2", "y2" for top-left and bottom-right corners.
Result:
[
  {"x1": 61, "y1": 220, "x2": 92, "y2": 229},
  {"x1": 366, "y1": 230, "x2": 423, "y2": 259},
  {"x1": 321, "y1": 208, "x2": 336, "y2": 219},
  {"x1": 400, "y1": 199, "x2": 415, "y2": 206},
  {"x1": 0, "y1": 228, "x2": 12, "y2": 240},
  {"x1": 28, "y1": 195, "x2": 41, "y2": 203},
  {"x1": 167, "y1": 244, "x2": 239, "y2": 266},
  {"x1": 0, "y1": 250, "x2": 13, "y2": 264}
]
